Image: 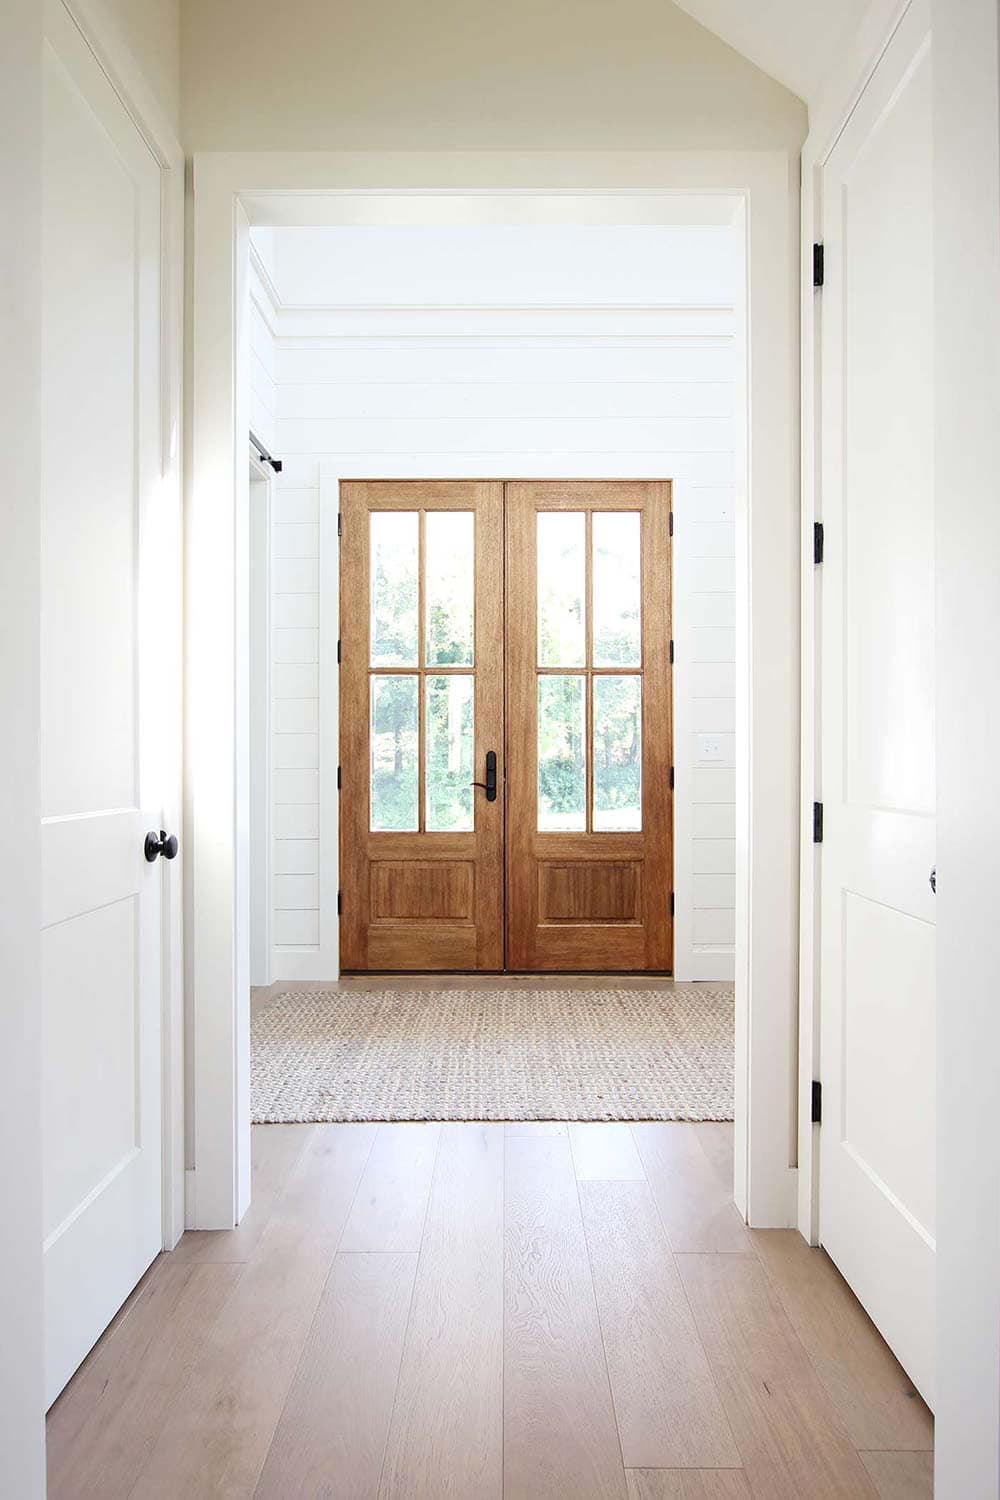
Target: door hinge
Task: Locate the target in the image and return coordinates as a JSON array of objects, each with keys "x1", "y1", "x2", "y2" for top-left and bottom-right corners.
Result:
[
  {"x1": 337, "y1": 512, "x2": 343, "y2": 537},
  {"x1": 670, "y1": 891, "x2": 675, "y2": 917},
  {"x1": 813, "y1": 801, "x2": 824, "y2": 843},
  {"x1": 811, "y1": 1079, "x2": 822, "y2": 1124},
  {"x1": 669, "y1": 766, "x2": 675, "y2": 790},
  {"x1": 337, "y1": 637, "x2": 342, "y2": 665},
  {"x1": 337, "y1": 765, "x2": 342, "y2": 791},
  {"x1": 669, "y1": 639, "x2": 675, "y2": 664},
  {"x1": 669, "y1": 510, "x2": 674, "y2": 537},
  {"x1": 337, "y1": 890, "x2": 343, "y2": 915},
  {"x1": 813, "y1": 521, "x2": 824, "y2": 565},
  {"x1": 813, "y1": 242, "x2": 825, "y2": 288}
]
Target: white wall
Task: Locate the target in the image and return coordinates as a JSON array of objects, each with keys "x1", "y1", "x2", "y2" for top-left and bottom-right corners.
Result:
[
  {"x1": 933, "y1": 0, "x2": 1000, "y2": 1491},
  {"x1": 0, "y1": 0, "x2": 46, "y2": 1493},
  {"x1": 182, "y1": 0, "x2": 805, "y2": 152},
  {"x1": 252, "y1": 224, "x2": 740, "y2": 981}
]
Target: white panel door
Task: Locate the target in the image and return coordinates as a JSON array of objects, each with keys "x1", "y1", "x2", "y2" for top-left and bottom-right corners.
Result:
[
  {"x1": 819, "y1": 0, "x2": 935, "y2": 1404},
  {"x1": 42, "y1": 2, "x2": 167, "y2": 1405}
]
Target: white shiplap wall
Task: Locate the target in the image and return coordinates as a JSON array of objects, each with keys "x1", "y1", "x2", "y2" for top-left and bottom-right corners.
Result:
[{"x1": 250, "y1": 227, "x2": 739, "y2": 980}]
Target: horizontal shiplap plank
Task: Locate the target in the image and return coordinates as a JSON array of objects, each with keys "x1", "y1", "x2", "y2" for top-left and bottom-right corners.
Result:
[
  {"x1": 693, "y1": 872, "x2": 737, "y2": 910},
  {"x1": 280, "y1": 381, "x2": 734, "y2": 421},
  {"x1": 690, "y1": 521, "x2": 736, "y2": 557},
  {"x1": 686, "y1": 555, "x2": 737, "y2": 592},
  {"x1": 273, "y1": 840, "x2": 319, "y2": 876},
  {"x1": 690, "y1": 663, "x2": 736, "y2": 697},
  {"x1": 273, "y1": 628, "x2": 319, "y2": 664},
  {"x1": 692, "y1": 698, "x2": 736, "y2": 732},
  {"x1": 686, "y1": 593, "x2": 736, "y2": 628},
  {"x1": 273, "y1": 524, "x2": 319, "y2": 560},
  {"x1": 693, "y1": 803, "x2": 736, "y2": 838},
  {"x1": 274, "y1": 874, "x2": 319, "y2": 910},
  {"x1": 276, "y1": 344, "x2": 737, "y2": 385},
  {"x1": 693, "y1": 839, "x2": 736, "y2": 876},
  {"x1": 274, "y1": 804, "x2": 320, "y2": 840},
  {"x1": 273, "y1": 698, "x2": 319, "y2": 734},
  {"x1": 273, "y1": 733, "x2": 319, "y2": 770},
  {"x1": 690, "y1": 628, "x2": 735, "y2": 664},
  {"x1": 273, "y1": 769, "x2": 319, "y2": 805},
  {"x1": 277, "y1": 415, "x2": 733, "y2": 456},
  {"x1": 273, "y1": 558, "x2": 319, "y2": 593},
  {"x1": 694, "y1": 908, "x2": 737, "y2": 944},
  {"x1": 692, "y1": 769, "x2": 736, "y2": 803},
  {"x1": 271, "y1": 488, "x2": 319, "y2": 524},
  {"x1": 273, "y1": 663, "x2": 319, "y2": 699},
  {"x1": 276, "y1": 451, "x2": 733, "y2": 486},
  {"x1": 274, "y1": 909, "x2": 320, "y2": 946}
]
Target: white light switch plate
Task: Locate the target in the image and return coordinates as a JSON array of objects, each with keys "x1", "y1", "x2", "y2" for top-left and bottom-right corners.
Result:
[{"x1": 697, "y1": 734, "x2": 725, "y2": 762}]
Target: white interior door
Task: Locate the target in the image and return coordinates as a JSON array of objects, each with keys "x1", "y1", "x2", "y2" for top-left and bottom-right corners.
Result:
[
  {"x1": 42, "y1": 2, "x2": 167, "y2": 1405},
  {"x1": 819, "y1": 0, "x2": 935, "y2": 1404}
]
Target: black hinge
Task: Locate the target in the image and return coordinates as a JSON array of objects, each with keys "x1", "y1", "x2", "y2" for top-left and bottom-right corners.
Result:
[
  {"x1": 669, "y1": 766, "x2": 675, "y2": 790},
  {"x1": 811, "y1": 1080, "x2": 822, "y2": 1124},
  {"x1": 337, "y1": 512, "x2": 343, "y2": 537},
  {"x1": 669, "y1": 639, "x2": 675, "y2": 664},
  {"x1": 670, "y1": 891, "x2": 675, "y2": 917},
  {"x1": 813, "y1": 801, "x2": 824, "y2": 844},
  {"x1": 814, "y1": 521, "x2": 824, "y2": 565},
  {"x1": 813, "y1": 242, "x2": 825, "y2": 288},
  {"x1": 337, "y1": 890, "x2": 343, "y2": 915},
  {"x1": 337, "y1": 765, "x2": 342, "y2": 791},
  {"x1": 337, "y1": 637, "x2": 342, "y2": 665},
  {"x1": 669, "y1": 510, "x2": 674, "y2": 537}
]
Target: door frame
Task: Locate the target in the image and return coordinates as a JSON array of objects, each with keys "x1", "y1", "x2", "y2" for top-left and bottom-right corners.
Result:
[{"x1": 189, "y1": 154, "x2": 800, "y2": 1233}]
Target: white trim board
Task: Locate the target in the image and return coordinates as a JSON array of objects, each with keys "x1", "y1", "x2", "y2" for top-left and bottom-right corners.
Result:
[{"x1": 189, "y1": 154, "x2": 799, "y2": 1234}]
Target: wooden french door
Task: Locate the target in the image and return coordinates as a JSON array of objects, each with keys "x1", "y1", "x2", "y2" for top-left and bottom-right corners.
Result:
[
  {"x1": 340, "y1": 482, "x2": 505, "y2": 969},
  {"x1": 505, "y1": 482, "x2": 673, "y2": 970},
  {"x1": 339, "y1": 479, "x2": 672, "y2": 971}
]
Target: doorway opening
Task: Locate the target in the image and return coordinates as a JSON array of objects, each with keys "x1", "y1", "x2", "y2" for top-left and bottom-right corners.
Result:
[{"x1": 341, "y1": 479, "x2": 673, "y2": 973}]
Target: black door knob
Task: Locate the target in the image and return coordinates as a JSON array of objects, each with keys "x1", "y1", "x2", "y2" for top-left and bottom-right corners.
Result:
[{"x1": 145, "y1": 829, "x2": 179, "y2": 863}]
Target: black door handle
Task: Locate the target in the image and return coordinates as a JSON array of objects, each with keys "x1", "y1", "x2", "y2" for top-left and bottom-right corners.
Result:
[
  {"x1": 471, "y1": 750, "x2": 498, "y2": 802},
  {"x1": 145, "y1": 829, "x2": 179, "y2": 863}
]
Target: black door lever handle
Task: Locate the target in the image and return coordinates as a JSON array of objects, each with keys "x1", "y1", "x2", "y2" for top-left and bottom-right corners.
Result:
[{"x1": 470, "y1": 750, "x2": 498, "y2": 802}]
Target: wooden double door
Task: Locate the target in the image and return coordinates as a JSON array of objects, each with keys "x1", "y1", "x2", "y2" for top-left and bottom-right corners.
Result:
[{"x1": 340, "y1": 480, "x2": 673, "y2": 971}]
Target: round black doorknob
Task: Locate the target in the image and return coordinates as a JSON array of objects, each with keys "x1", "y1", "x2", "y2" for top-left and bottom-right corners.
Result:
[{"x1": 145, "y1": 829, "x2": 179, "y2": 863}]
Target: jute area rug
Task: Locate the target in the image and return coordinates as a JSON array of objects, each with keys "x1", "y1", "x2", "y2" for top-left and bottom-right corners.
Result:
[{"x1": 251, "y1": 983, "x2": 734, "y2": 1124}]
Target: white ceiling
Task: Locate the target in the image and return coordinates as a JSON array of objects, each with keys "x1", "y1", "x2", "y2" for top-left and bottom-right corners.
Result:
[{"x1": 670, "y1": 0, "x2": 870, "y2": 103}]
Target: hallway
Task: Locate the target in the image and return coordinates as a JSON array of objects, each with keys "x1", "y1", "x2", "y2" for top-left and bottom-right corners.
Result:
[{"x1": 46, "y1": 1118, "x2": 932, "y2": 1499}]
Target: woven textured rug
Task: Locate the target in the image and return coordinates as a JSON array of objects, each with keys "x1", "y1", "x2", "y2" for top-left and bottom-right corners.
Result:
[{"x1": 251, "y1": 984, "x2": 734, "y2": 1123}]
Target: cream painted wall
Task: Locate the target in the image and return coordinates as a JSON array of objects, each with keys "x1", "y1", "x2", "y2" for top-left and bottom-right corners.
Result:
[
  {"x1": 181, "y1": 0, "x2": 805, "y2": 151},
  {"x1": 103, "y1": 0, "x2": 181, "y2": 129}
]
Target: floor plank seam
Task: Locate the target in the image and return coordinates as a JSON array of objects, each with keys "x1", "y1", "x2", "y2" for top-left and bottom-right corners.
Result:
[
  {"x1": 372, "y1": 1123, "x2": 447, "y2": 1500},
  {"x1": 571, "y1": 1140, "x2": 633, "y2": 1489}
]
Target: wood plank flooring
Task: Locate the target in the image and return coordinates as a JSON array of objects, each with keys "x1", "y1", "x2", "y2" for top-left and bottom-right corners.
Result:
[{"x1": 47, "y1": 1119, "x2": 933, "y2": 1499}]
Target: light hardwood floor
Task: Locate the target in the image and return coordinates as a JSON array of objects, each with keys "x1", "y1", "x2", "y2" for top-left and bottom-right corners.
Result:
[{"x1": 46, "y1": 1116, "x2": 933, "y2": 1499}]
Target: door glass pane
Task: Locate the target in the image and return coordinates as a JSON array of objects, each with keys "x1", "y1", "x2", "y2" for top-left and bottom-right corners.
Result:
[
  {"x1": 425, "y1": 511, "x2": 474, "y2": 666},
  {"x1": 593, "y1": 675, "x2": 642, "y2": 831},
  {"x1": 537, "y1": 675, "x2": 586, "y2": 831},
  {"x1": 538, "y1": 512, "x2": 585, "y2": 666},
  {"x1": 593, "y1": 512, "x2": 641, "y2": 666},
  {"x1": 370, "y1": 512, "x2": 418, "y2": 666},
  {"x1": 370, "y1": 675, "x2": 418, "y2": 830},
  {"x1": 426, "y1": 674, "x2": 474, "y2": 832}
]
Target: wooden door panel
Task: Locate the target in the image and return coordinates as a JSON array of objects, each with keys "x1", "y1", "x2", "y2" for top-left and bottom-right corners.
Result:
[
  {"x1": 505, "y1": 482, "x2": 673, "y2": 971},
  {"x1": 340, "y1": 481, "x2": 504, "y2": 970}
]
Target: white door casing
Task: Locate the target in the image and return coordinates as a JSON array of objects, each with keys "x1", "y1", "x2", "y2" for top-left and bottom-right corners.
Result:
[
  {"x1": 41, "y1": 0, "x2": 166, "y2": 1405},
  {"x1": 818, "y1": 0, "x2": 935, "y2": 1403}
]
